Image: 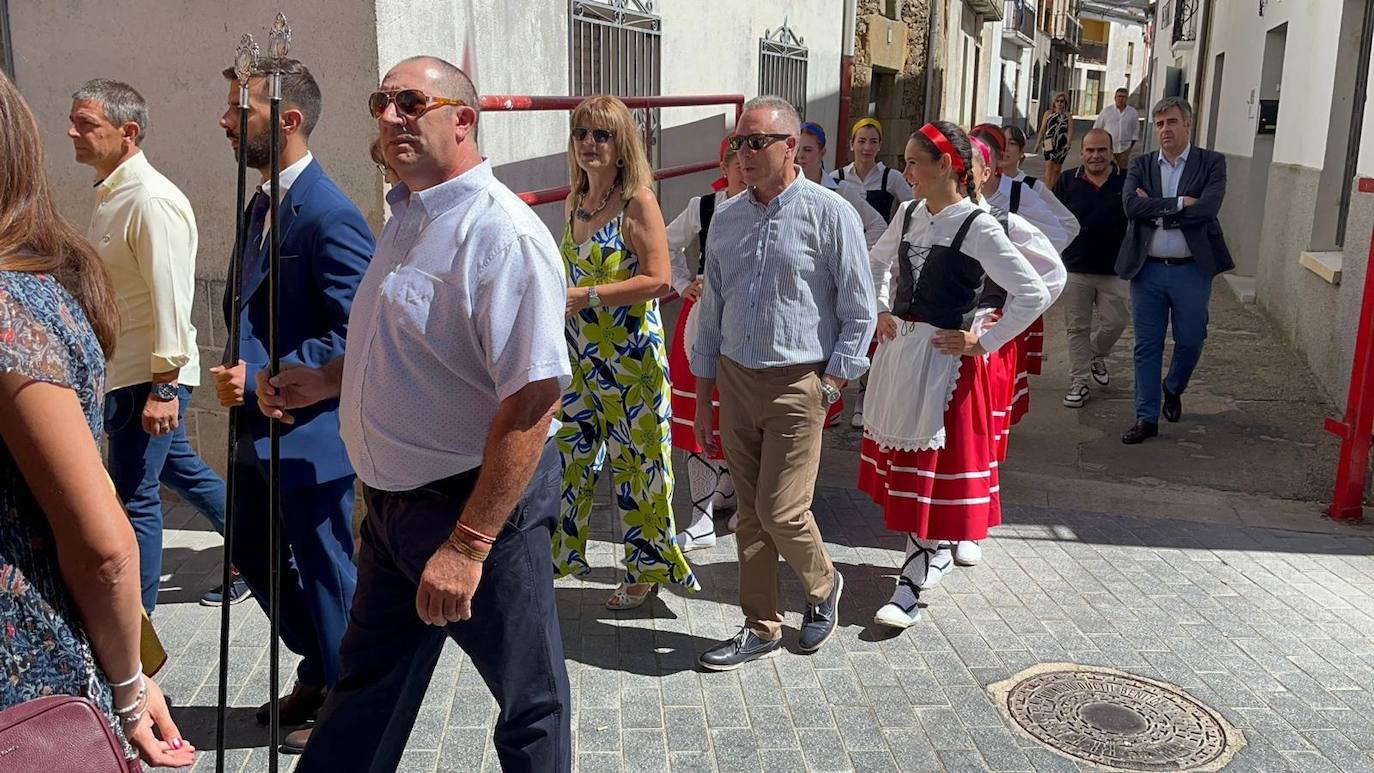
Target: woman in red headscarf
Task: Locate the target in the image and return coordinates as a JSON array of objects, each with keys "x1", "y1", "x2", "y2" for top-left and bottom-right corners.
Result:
[
  {"x1": 664, "y1": 137, "x2": 746, "y2": 551},
  {"x1": 859, "y1": 122, "x2": 1051, "y2": 630}
]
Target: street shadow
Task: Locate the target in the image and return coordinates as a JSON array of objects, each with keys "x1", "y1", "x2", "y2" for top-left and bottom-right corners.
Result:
[{"x1": 162, "y1": 705, "x2": 266, "y2": 751}]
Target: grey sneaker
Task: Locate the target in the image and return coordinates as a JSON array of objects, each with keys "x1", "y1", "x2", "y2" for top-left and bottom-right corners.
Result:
[
  {"x1": 1063, "y1": 383, "x2": 1089, "y2": 408},
  {"x1": 1090, "y1": 359, "x2": 1110, "y2": 386}
]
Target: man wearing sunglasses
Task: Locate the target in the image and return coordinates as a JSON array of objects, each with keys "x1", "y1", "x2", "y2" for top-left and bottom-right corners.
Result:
[
  {"x1": 212, "y1": 57, "x2": 373, "y2": 740},
  {"x1": 690, "y1": 96, "x2": 876, "y2": 671},
  {"x1": 264, "y1": 56, "x2": 572, "y2": 772}
]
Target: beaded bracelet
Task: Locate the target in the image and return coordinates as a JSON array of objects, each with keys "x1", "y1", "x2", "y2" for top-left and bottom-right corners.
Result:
[{"x1": 114, "y1": 681, "x2": 148, "y2": 717}]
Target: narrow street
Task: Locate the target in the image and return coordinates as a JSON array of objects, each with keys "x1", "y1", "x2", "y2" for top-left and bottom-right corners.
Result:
[{"x1": 152, "y1": 180, "x2": 1374, "y2": 770}]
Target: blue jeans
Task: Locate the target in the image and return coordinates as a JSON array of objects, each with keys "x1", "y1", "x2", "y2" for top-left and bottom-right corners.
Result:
[
  {"x1": 1130, "y1": 261, "x2": 1213, "y2": 422},
  {"x1": 105, "y1": 383, "x2": 227, "y2": 614},
  {"x1": 298, "y1": 443, "x2": 570, "y2": 773}
]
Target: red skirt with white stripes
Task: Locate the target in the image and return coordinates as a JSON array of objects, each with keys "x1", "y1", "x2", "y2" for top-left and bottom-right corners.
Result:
[
  {"x1": 1024, "y1": 315, "x2": 1045, "y2": 375},
  {"x1": 858, "y1": 354, "x2": 1001, "y2": 541},
  {"x1": 1010, "y1": 327, "x2": 1033, "y2": 426},
  {"x1": 987, "y1": 337, "x2": 1020, "y2": 463},
  {"x1": 669, "y1": 297, "x2": 723, "y2": 458}
]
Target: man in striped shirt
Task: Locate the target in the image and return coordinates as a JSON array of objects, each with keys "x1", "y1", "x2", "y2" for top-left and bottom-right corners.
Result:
[{"x1": 691, "y1": 96, "x2": 876, "y2": 671}]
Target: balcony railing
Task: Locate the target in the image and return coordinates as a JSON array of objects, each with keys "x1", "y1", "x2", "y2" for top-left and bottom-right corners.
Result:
[
  {"x1": 1052, "y1": 8, "x2": 1082, "y2": 52},
  {"x1": 1079, "y1": 40, "x2": 1108, "y2": 63},
  {"x1": 1172, "y1": 0, "x2": 1198, "y2": 44},
  {"x1": 1003, "y1": 0, "x2": 1037, "y2": 44}
]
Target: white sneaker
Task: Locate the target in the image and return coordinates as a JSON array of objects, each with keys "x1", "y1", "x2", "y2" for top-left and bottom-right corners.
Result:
[
  {"x1": 1090, "y1": 358, "x2": 1110, "y2": 386},
  {"x1": 850, "y1": 411, "x2": 864, "y2": 429},
  {"x1": 954, "y1": 540, "x2": 982, "y2": 567},
  {"x1": 874, "y1": 602, "x2": 921, "y2": 629},
  {"x1": 1063, "y1": 383, "x2": 1089, "y2": 408},
  {"x1": 916, "y1": 544, "x2": 954, "y2": 590},
  {"x1": 675, "y1": 526, "x2": 717, "y2": 552}
]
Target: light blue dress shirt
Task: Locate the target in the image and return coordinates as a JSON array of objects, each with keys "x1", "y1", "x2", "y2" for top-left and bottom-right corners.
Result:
[
  {"x1": 1148, "y1": 145, "x2": 1193, "y2": 258},
  {"x1": 689, "y1": 170, "x2": 876, "y2": 381}
]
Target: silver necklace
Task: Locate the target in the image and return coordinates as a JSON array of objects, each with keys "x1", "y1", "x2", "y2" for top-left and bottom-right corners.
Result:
[{"x1": 575, "y1": 183, "x2": 619, "y2": 222}]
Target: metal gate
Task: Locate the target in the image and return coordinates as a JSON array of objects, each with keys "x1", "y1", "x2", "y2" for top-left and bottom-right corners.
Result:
[
  {"x1": 759, "y1": 22, "x2": 809, "y2": 118},
  {"x1": 570, "y1": 0, "x2": 663, "y2": 161}
]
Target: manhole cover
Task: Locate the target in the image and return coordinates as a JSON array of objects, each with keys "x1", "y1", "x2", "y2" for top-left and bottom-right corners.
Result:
[{"x1": 990, "y1": 664, "x2": 1244, "y2": 772}]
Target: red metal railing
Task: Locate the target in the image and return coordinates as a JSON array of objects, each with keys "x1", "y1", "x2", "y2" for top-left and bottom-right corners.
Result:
[
  {"x1": 1325, "y1": 176, "x2": 1374, "y2": 520},
  {"x1": 477, "y1": 93, "x2": 745, "y2": 206}
]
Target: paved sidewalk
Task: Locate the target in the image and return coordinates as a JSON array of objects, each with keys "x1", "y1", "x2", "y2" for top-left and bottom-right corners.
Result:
[{"x1": 157, "y1": 479, "x2": 1374, "y2": 772}]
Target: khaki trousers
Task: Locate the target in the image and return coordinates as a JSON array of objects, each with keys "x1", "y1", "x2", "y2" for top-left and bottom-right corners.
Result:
[
  {"x1": 1114, "y1": 150, "x2": 1132, "y2": 170},
  {"x1": 1062, "y1": 272, "x2": 1131, "y2": 385},
  {"x1": 717, "y1": 358, "x2": 836, "y2": 641}
]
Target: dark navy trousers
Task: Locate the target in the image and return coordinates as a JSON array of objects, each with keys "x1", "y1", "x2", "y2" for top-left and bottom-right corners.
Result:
[
  {"x1": 1131, "y1": 260, "x2": 1213, "y2": 422},
  {"x1": 298, "y1": 443, "x2": 570, "y2": 773}
]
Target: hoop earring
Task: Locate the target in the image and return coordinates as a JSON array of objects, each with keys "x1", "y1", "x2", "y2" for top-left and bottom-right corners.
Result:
[{"x1": 617, "y1": 158, "x2": 624, "y2": 168}]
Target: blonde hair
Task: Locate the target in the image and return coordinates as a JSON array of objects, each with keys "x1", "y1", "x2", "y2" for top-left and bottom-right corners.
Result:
[{"x1": 568, "y1": 95, "x2": 653, "y2": 202}]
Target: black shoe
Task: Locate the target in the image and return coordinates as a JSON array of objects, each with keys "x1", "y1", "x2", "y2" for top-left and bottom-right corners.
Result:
[
  {"x1": 1162, "y1": 385, "x2": 1182, "y2": 423},
  {"x1": 256, "y1": 682, "x2": 326, "y2": 727},
  {"x1": 698, "y1": 627, "x2": 782, "y2": 671},
  {"x1": 798, "y1": 571, "x2": 844, "y2": 653},
  {"x1": 1121, "y1": 420, "x2": 1159, "y2": 445},
  {"x1": 199, "y1": 575, "x2": 252, "y2": 607}
]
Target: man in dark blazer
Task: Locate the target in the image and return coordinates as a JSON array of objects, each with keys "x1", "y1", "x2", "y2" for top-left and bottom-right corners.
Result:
[
  {"x1": 1116, "y1": 96, "x2": 1233, "y2": 444},
  {"x1": 211, "y1": 59, "x2": 373, "y2": 735}
]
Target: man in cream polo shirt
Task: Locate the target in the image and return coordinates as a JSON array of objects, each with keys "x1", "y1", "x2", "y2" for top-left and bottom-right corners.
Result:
[{"x1": 69, "y1": 79, "x2": 232, "y2": 614}]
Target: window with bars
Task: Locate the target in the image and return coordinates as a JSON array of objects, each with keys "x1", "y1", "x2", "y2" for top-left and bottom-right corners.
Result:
[
  {"x1": 759, "y1": 23, "x2": 809, "y2": 118},
  {"x1": 569, "y1": 0, "x2": 663, "y2": 158},
  {"x1": 569, "y1": 0, "x2": 661, "y2": 97}
]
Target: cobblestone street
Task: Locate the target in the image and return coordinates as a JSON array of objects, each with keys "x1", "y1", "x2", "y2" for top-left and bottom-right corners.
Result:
[
  {"x1": 145, "y1": 265, "x2": 1374, "y2": 772},
  {"x1": 155, "y1": 478, "x2": 1374, "y2": 772}
]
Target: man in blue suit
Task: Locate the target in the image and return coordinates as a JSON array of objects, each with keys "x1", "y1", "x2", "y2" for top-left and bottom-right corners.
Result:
[
  {"x1": 211, "y1": 58, "x2": 373, "y2": 734},
  {"x1": 1116, "y1": 96, "x2": 1233, "y2": 444}
]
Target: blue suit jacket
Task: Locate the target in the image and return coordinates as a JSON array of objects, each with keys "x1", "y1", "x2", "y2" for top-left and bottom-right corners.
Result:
[
  {"x1": 1115, "y1": 146, "x2": 1235, "y2": 280},
  {"x1": 223, "y1": 159, "x2": 373, "y2": 488}
]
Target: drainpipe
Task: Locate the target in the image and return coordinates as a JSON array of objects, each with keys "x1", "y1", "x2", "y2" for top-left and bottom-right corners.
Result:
[
  {"x1": 924, "y1": 0, "x2": 943, "y2": 122},
  {"x1": 1191, "y1": 0, "x2": 1215, "y2": 146},
  {"x1": 838, "y1": 0, "x2": 858, "y2": 168}
]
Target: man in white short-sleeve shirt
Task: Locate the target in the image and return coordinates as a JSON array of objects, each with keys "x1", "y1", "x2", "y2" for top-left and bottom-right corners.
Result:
[{"x1": 258, "y1": 56, "x2": 572, "y2": 772}]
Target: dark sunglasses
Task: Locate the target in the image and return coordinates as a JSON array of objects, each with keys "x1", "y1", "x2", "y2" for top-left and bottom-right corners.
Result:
[
  {"x1": 368, "y1": 89, "x2": 465, "y2": 119},
  {"x1": 728, "y1": 133, "x2": 791, "y2": 152},
  {"x1": 572, "y1": 127, "x2": 615, "y2": 144}
]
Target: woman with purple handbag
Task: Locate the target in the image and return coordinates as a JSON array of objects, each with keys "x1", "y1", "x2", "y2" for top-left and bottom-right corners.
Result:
[{"x1": 0, "y1": 70, "x2": 195, "y2": 771}]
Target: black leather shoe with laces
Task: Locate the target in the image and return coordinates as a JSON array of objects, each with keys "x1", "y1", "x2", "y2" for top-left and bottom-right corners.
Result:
[
  {"x1": 798, "y1": 572, "x2": 844, "y2": 653},
  {"x1": 699, "y1": 627, "x2": 782, "y2": 672}
]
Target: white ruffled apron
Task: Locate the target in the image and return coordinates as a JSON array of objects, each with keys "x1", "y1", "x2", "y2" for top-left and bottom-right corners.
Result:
[{"x1": 862, "y1": 319, "x2": 963, "y2": 452}]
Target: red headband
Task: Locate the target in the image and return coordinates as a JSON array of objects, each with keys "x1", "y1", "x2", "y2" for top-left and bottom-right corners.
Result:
[
  {"x1": 970, "y1": 137, "x2": 991, "y2": 168},
  {"x1": 919, "y1": 123, "x2": 966, "y2": 175}
]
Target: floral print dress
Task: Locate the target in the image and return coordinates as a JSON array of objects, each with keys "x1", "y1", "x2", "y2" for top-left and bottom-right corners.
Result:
[
  {"x1": 0, "y1": 271, "x2": 133, "y2": 758},
  {"x1": 552, "y1": 211, "x2": 700, "y2": 591}
]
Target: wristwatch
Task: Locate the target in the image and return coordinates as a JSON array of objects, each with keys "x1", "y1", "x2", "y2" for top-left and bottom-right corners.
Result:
[
  {"x1": 820, "y1": 382, "x2": 842, "y2": 406},
  {"x1": 587, "y1": 286, "x2": 602, "y2": 308},
  {"x1": 151, "y1": 382, "x2": 179, "y2": 402}
]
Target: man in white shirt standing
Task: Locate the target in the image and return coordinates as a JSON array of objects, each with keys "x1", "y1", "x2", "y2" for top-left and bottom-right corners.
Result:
[
  {"x1": 1094, "y1": 88, "x2": 1140, "y2": 170},
  {"x1": 69, "y1": 79, "x2": 230, "y2": 615}
]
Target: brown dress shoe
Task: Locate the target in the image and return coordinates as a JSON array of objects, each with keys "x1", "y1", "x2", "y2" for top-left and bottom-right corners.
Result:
[
  {"x1": 280, "y1": 726, "x2": 312, "y2": 755},
  {"x1": 256, "y1": 681, "x2": 325, "y2": 727}
]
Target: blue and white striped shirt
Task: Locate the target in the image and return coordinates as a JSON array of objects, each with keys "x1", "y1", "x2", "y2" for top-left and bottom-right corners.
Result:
[{"x1": 690, "y1": 170, "x2": 877, "y2": 381}]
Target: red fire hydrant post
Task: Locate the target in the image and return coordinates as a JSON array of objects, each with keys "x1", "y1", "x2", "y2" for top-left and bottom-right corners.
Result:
[{"x1": 1325, "y1": 177, "x2": 1374, "y2": 520}]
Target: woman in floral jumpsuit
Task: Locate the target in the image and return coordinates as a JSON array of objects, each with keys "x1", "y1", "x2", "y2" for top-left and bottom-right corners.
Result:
[{"x1": 553, "y1": 95, "x2": 699, "y2": 609}]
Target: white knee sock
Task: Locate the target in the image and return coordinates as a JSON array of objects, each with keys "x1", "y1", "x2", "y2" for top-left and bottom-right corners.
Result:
[
  {"x1": 683, "y1": 453, "x2": 720, "y2": 538},
  {"x1": 889, "y1": 536, "x2": 945, "y2": 611}
]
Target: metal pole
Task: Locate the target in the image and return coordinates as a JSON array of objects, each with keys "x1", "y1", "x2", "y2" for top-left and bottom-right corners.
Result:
[
  {"x1": 1326, "y1": 176, "x2": 1374, "y2": 521},
  {"x1": 265, "y1": 14, "x2": 291, "y2": 769},
  {"x1": 215, "y1": 33, "x2": 257, "y2": 773}
]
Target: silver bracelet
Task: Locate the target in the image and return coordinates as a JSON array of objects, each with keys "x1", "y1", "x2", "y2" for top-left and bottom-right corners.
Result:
[
  {"x1": 107, "y1": 670, "x2": 143, "y2": 690},
  {"x1": 113, "y1": 682, "x2": 147, "y2": 716}
]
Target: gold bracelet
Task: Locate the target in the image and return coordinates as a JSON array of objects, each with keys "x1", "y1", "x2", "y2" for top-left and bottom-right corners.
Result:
[{"x1": 447, "y1": 532, "x2": 489, "y2": 562}]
